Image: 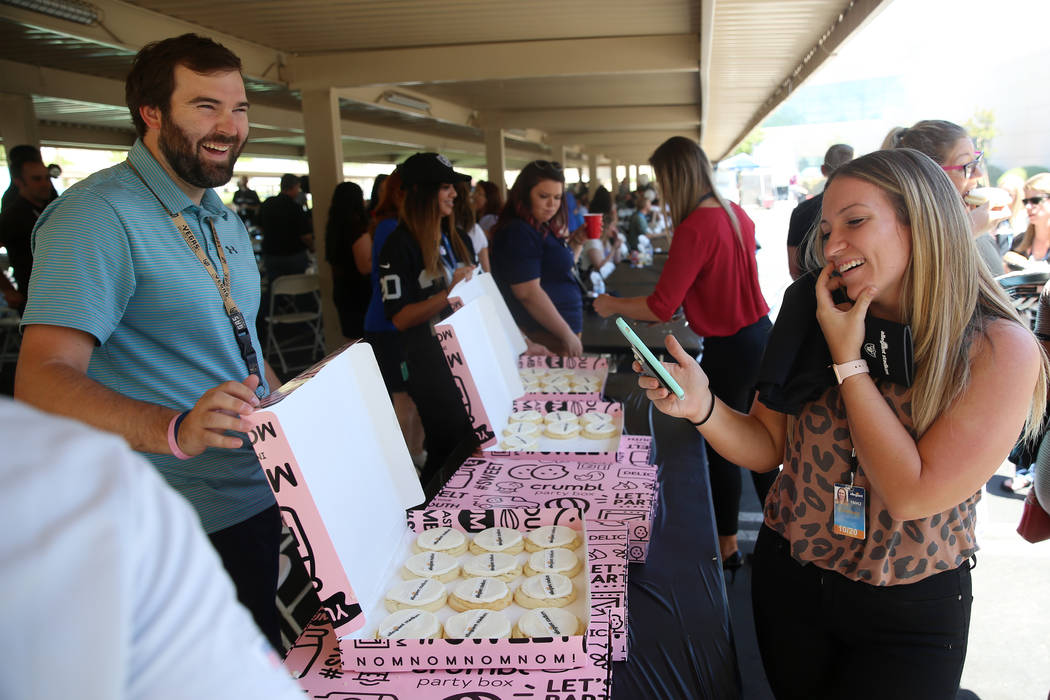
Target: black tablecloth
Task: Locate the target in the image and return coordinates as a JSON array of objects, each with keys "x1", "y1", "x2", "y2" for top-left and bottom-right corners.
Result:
[
  {"x1": 606, "y1": 373, "x2": 740, "y2": 699},
  {"x1": 582, "y1": 258, "x2": 702, "y2": 356}
]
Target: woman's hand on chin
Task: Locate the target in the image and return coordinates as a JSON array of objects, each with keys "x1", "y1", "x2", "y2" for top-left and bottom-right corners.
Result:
[{"x1": 814, "y1": 263, "x2": 874, "y2": 364}]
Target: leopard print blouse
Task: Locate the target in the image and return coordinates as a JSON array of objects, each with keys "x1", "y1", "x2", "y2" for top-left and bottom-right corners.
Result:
[{"x1": 763, "y1": 379, "x2": 979, "y2": 586}]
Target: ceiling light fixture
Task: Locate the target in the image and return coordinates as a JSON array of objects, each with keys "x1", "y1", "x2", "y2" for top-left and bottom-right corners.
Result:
[
  {"x1": 382, "y1": 91, "x2": 431, "y2": 113},
  {"x1": 1, "y1": 0, "x2": 99, "y2": 25}
]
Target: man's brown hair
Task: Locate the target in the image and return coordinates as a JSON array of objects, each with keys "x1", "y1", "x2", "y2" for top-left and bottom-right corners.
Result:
[{"x1": 125, "y1": 33, "x2": 243, "y2": 139}]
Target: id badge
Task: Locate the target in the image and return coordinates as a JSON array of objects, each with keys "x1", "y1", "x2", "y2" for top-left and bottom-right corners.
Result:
[{"x1": 832, "y1": 483, "x2": 866, "y2": 539}]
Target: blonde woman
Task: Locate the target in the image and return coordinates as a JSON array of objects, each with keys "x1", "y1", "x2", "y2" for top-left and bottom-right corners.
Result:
[
  {"x1": 594, "y1": 136, "x2": 772, "y2": 574},
  {"x1": 637, "y1": 148, "x2": 1047, "y2": 698},
  {"x1": 1006, "y1": 173, "x2": 1050, "y2": 267}
]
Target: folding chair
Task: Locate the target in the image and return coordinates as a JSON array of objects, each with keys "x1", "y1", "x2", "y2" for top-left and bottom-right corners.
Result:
[{"x1": 264, "y1": 273, "x2": 325, "y2": 374}]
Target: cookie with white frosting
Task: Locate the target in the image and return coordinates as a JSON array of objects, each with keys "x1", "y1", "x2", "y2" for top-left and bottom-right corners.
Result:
[
  {"x1": 376, "y1": 609, "x2": 442, "y2": 639},
  {"x1": 523, "y1": 547, "x2": 582, "y2": 578},
  {"x1": 507, "y1": 409, "x2": 543, "y2": 424},
  {"x1": 468, "y1": 527, "x2": 524, "y2": 555},
  {"x1": 502, "y1": 421, "x2": 540, "y2": 439},
  {"x1": 543, "y1": 420, "x2": 580, "y2": 440},
  {"x1": 513, "y1": 573, "x2": 576, "y2": 609},
  {"x1": 518, "y1": 368, "x2": 548, "y2": 383},
  {"x1": 401, "y1": 551, "x2": 460, "y2": 582},
  {"x1": 581, "y1": 414, "x2": 618, "y2": 440},
  {"x1": 385, "y1": 578, "x2": 448, "y2": 613},
  {"x1": 413, "y1": 527, "x2": 468, "y2": 556},
  {"x1": 540, "y1": 377, "x2": 573, "y2": 393},
  {"x1": 543, "y1": 410, "x2": 578, "y2": 424},
  {"x1": 444, "y1": 609, "x2": 511, "y2": 639},
  {"x1": 513, "y1": 607, "x2": 581, "y2": 638},
  {"x1": 448, "y1": 576, "x2": 513, "y2": 611},
  {"x1": 500, "y1": 434, "x2": 538, "y2": 451},
  {"x1": 525, "y1": 525, "x2": 582, "y2": 552},
  {"x1": 462, "y1": 552, "x2": 522, "y2": 582}
]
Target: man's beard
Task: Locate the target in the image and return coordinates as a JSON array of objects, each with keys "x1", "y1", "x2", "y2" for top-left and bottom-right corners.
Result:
[{"x1": 159, "y1": 117, "x2": 244, "y2": 189}]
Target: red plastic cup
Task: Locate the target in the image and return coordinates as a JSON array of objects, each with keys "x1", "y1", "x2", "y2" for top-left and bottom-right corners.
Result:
[{"x1": 584, "y1": 213, "x2": 602, "y2": 239}]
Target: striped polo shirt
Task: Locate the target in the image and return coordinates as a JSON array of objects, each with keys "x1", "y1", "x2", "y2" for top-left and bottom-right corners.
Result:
[{"x1": 23, "y1": 139, "x2": 274, "y2": 533}]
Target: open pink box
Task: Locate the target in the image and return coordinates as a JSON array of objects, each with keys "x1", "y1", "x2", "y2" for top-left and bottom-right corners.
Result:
[
  {"x1": 436, "y1": 298, "x2": 626, "y2": 459},
  {"x1": 244, "y1": 343, "x2": 627, "y2": 673}
]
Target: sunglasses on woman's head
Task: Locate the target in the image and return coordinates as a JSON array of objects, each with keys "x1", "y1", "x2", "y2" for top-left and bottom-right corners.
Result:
[
  {"x1": 531, "y1": 160, "x2": 563, "y2": 172},
  {"x1": 1023, "y1": 194, "x2": 1050, "y2": 206},
  {"x1": 941, "y1": 151, "x2": 983, "y2": 179}
]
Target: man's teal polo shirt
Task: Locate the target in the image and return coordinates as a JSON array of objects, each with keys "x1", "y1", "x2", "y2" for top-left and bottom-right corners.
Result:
[{"x1": 24, "y1": 140, "x2": 274, "y2": 533}]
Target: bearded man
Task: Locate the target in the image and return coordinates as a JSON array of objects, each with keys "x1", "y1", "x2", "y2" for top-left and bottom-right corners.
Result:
[{"x1": 15, "y1": 34, "x2": 285, "y2": 651}]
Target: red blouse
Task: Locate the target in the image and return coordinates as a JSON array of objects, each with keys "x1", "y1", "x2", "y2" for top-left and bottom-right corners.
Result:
[{"x1": 646, "y1": 203, "x2": 769, "y2": 338}]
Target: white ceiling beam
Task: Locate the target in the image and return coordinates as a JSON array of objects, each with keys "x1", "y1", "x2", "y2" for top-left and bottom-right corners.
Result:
[
  {"x1": 286, "y1": 35, "x2": 699, "y2": 90},
  {"x1": 557, "y1": 129, "x2": 699, "y2": 147},
  {"x1": 698, "y1": 0, "x2": 715, "y2": 139},
  {"x1": 484, "y1": 106, "x2": 699, "y2": 132},
  {"x1": 335, "y1": 87, "x2": 476, "y2": 129},
  {"x1": 0, "y1": 0, "x2": 286, "y2": 82}
]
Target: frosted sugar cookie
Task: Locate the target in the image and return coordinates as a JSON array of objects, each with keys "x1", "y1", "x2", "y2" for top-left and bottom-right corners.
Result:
[
  {"x1": 463, "y1": 552, "x2": 522, "y2": 582},
  {"x1": 376, "y1": 609, "x2": 442, "y2": 639},
  {"x1": 469, "y1": 527, "x2": 524, "y2": 555},
  {"x1": 523, "y1": 547, "x2": 582, "y2": 578},
  {"x1": 518, "y1": 368, "x2": 548, "y2": 383},
  {"x1": 540, "y1": 377, "x2": 573, "y2": 393},
  {"x1": 413, "y1": 527, "x2": 468, "y2": 556},
  {"x1": 513, "y1": 607, "x2": 581, "y2": 638},
  {"x1": 500, "y1": 434, "x2": 538, "y2": 451},
  {"x1": 445, "y1": 609, "x2": 511, "y2": 639},
  {"x1": 385, "y1": 578, "x2": 447, "y2": 613},
  {"x1": 401, "y1": 551, "x2": 460, "y2": 582},
  {"x1": 508, "y1": 410, "x2": 543, "y2": 424},
  {"x1": 502, "y1": 421, "x2": 540, "y2": 439},
  {"x1": 543, "y1": 410, "x2": 578, "y2": 424},
  {"x1": 543, "y1": 420, "x2": 581, "y2": 440},
  {"x1": 522, "y1": 380, "x2": 543, "y2": 393},
  {"x1": 514, "y1": 573, "x2": 576, "y2": 609},
  {"x1": 581, "y1": 414, "x2": 618, "y2": 440},
  {"x1": 448, "y1": 576, "x2": 512, "y2": 612},
  {"x1": 544, "y1": 367, "x2": 573, "y2": 378},
  {"x1": 580, "y1": 411, "x2": 613, "y2": 427},
  {"x1": 525, "y1": 525, "x2": 582, "y2": 552},
  {"x1": 571, "y1": 376, "x2": 602, "y2": 393}
]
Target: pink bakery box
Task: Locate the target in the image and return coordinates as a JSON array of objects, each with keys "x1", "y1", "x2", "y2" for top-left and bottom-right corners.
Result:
[
  {"x1": 337, "y1": 507, "x2": 605, "y2": 672},
  {"x1": 447, "y1": 270, "x2": 529, "y2": 356},
  {"x1": 286, "y1": 604, "x2": 615, "y2": 700},
  {"x1": 432, "y1": 456, "x2": 658, "y2": 563},
  {"x1": 518, "y1": 354, "x2": 609, "y2": 400}
]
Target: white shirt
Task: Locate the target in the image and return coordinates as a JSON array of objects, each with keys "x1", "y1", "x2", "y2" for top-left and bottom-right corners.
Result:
[{"x1": 0, "y1": 399, "x2": 304, "y2": 700}]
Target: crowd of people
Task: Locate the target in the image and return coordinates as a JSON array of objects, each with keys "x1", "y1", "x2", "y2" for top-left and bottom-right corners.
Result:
[{"x1": 3, "y1": 29, "x2": 1050, "y2": 700}]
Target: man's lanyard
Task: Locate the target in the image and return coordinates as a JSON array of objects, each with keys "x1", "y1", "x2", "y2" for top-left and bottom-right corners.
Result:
[{"x1": 126, "y1": 161, "x2": 260, "y2": 379}]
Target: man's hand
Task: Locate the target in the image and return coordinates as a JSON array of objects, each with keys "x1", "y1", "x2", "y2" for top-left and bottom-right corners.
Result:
[
  {"x1": 593, "y1": 294, "x2": 617, "y2": 318},
  {"x1": 177, "y1": 375, "x2": 262, "y2": 457}
]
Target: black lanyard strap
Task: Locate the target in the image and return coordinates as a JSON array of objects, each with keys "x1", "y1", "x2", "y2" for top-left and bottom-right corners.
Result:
[{"x1": 127, "y1": 161, "x2": 260, "y2": 379}]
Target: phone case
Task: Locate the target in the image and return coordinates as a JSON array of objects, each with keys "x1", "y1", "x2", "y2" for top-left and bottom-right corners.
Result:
[{"x1": 614, "y1": 317, "x2": 685, "y2": 399}]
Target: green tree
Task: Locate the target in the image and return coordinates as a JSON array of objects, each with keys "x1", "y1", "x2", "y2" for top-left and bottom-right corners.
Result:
[
  {"x1": 732, "y1": 126, "x2": 765, "y2": 156},
  {"x1": 964, "y1": 109, "x2": 997, "y2": 160}
]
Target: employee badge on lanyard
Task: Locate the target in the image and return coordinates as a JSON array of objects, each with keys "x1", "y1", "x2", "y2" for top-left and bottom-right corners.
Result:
[{"x1": 833, "y1": 449, "x2": 866, "y2": 539}]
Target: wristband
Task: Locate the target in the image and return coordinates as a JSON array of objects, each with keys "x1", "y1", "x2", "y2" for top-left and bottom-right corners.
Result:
[
  {"x1": 832, "y1": 359, "x2": 869, "y2": 384},
  {"x1": 167, "y1": 411, "x2": 192, "y2": 460},
  {"x1": 689, "y1": 391, "x2": 716, "y2": 427}
]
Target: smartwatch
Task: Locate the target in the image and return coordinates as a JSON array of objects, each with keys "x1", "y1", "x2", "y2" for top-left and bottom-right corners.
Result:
[{"x1": 832, "y1": 359, "x2": 869, "y2": 384}]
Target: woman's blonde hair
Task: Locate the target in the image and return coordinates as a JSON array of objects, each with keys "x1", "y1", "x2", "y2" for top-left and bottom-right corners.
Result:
[
  {"x1": 649, "y1": 136, "x2": 742, "y2": 246},
  {"x1": 1011, "y1": 173, "x2": 1050, "y2": 256},
  {"x1": 821, "y1": 148, "x2": 1047, "y2": 440}
]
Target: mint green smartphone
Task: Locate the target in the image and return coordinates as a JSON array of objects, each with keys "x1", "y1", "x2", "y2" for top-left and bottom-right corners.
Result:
[{"x1": 615, "y1": 317, "x2": 685, "y2": 399}]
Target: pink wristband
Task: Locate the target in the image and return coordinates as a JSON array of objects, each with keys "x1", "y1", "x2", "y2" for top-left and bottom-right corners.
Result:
[{"x1": 167, "y1": 412, "x2": 192, "y2": 460}]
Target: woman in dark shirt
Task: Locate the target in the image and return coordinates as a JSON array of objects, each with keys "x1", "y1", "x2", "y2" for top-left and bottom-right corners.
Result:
[
  {"x1": 325, "y1": 181, "x2": 371, "y2": 339},
  {"x1": 490, "y1": 160, "x2": 585, "y2": 356},
  {"x1": 378, "y1": 153, "x2": 475, "y2": 488}
]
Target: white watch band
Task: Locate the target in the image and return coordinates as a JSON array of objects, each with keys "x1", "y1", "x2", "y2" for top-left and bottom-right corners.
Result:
[{"x1": 832, "y1": 359, "x2": 869, "y2": 384}]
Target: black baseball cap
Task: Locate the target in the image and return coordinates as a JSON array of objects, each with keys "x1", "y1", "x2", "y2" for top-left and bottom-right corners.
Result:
[{"x1": 399, "y1": 152, "x2": 471, "y2": 187}]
